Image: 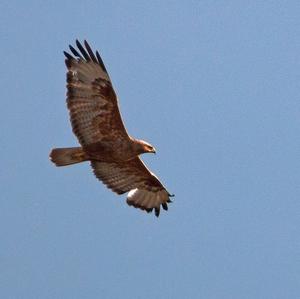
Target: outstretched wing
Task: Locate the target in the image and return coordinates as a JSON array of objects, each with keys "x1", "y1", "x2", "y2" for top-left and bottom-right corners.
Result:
[
  {"x1": 64, "y1": 40, "x2": 129, "y2": 146},
  {"x1": 91, "y1": 158, "x2": 173, "y2": 217}
]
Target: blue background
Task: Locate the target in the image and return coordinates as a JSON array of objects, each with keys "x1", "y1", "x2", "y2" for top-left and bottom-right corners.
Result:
[{"x1": 1, "y1": 1, "x2": 300, "y2": 298}]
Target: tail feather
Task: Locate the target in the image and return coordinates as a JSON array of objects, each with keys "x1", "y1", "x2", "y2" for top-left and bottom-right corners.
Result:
[{"x1": 50, "y1": 147, "x2": 88, "y2": 166}]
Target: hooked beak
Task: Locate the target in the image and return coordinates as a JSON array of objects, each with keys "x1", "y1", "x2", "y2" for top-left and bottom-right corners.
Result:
[{"x1": 151, "y1": 148, "x2": 156, "y2": 154}]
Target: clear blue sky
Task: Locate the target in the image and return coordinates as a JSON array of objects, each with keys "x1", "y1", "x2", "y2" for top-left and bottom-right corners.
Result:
[{"x1": 1, "y1": 1, "x2": 300, "y2": 298}]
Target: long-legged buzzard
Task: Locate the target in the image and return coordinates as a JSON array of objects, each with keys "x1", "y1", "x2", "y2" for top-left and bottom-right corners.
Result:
[{"x1": 50, "y1": 40, "x2": 173, "y2": 217}]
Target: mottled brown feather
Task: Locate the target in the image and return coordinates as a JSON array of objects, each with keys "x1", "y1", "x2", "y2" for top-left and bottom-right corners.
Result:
[
  {"x1": 91, "y1": 157, "x2": 172, "y2": 215},
  {"x1": 65, "y1": 41, "x2": 129, "y2": 146},
  {"x1": 91, "y1": 158, "x2": 158, "y2": 192}
]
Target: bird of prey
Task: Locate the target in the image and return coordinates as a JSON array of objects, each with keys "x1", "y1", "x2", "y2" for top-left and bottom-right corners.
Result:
[{"x1": 50, "y1": 40, "x2": 173, "y2": 217}]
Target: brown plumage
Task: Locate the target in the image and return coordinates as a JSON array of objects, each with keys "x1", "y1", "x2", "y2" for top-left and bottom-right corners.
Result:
[{"x1": 50, "y1": 40, "x2": 173, "y2": 217}]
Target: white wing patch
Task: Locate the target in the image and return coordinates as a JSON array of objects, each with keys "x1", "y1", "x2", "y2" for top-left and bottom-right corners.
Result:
[{"x1": 127, "y1": 188, "x2": 170, "y2": 216}]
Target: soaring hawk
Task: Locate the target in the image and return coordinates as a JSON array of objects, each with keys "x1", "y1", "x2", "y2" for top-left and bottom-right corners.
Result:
[{"x1": 50, "y1": 40, "x2": 173, "y2": 217}]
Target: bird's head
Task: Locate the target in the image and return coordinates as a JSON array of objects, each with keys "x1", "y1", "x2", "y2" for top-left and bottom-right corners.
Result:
[{"x1": 136, "y1": 140, "x2": 156, "y2": 155}]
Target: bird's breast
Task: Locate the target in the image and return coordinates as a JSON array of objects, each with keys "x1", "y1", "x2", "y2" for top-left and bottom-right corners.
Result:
[{"x1": 83, "y1": 139, "x2": 137, "y2": 162}]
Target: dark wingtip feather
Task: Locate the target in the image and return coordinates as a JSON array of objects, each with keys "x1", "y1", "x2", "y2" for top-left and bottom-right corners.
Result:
[
  {"x1": 155, "y1": 207, "x2": 160, "y2": 217},
  {"x1": 66, "y1": 40, "x2": 109, "y2": 80},
  {"x1": 63, "y1": 51, "x2": 73, "y2": 60},
  {"x1": 127, "y1": 194, "x2": 170, "y2": 217},
  {"x1": 76, "y1": 39, "x2": 90, "y2": 61},
  {"x1": 167, "y1": 193, "x2": 174, "y2": 203},
  {"x1": 69, "y1": 44, "x2": 82, "y2": 59},
  {"x1": 162, "y1": 203, "x2": 168, "y2": 211},
  {"x1": 96, "y1": 50, "x2": 108, "y2": 72},
  {"x1": 84, "y1": 40, "x2": 98, "y2": 63}
]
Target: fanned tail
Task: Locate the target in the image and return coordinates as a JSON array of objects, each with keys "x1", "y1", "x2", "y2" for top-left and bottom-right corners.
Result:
[{"x1": 49, "y1": 147, "x2": 88, "y2": 166}]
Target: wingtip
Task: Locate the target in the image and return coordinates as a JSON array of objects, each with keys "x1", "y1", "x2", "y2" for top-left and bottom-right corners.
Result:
[
  {"x1": 63, "y1": 51, "x2": 73, "y2": 60},
  {"x1": 155, "y1": 207, "x2": 160, "y2": 217},
  {"x1": 162, "y1": 202, "x2": 168, "y2": 211},
  {"x1": 69, "y1": 44, "x2": 80, "y2": 58}
]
